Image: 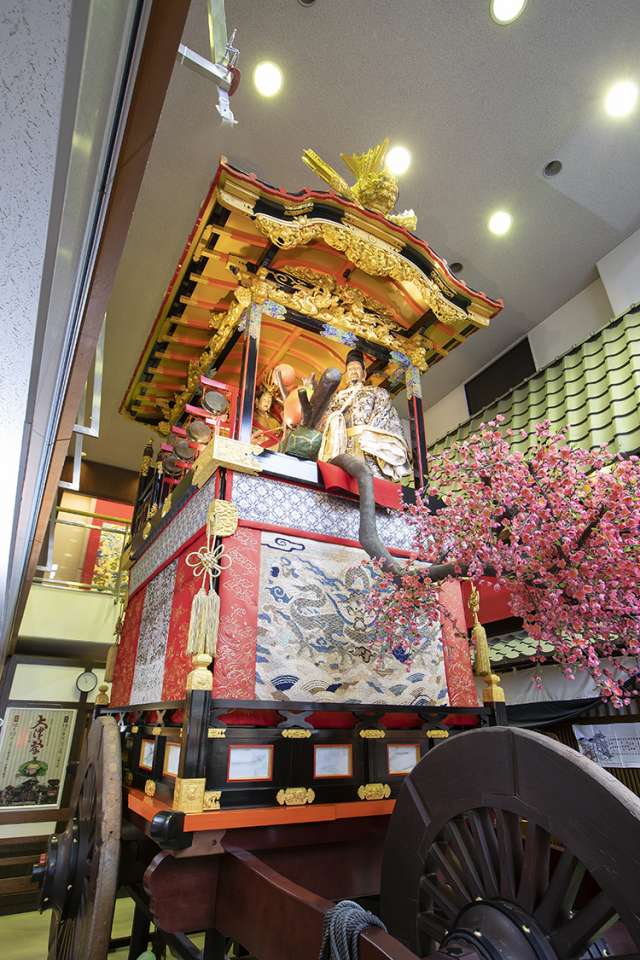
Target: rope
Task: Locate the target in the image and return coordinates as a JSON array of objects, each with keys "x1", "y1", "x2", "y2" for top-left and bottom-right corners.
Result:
[{"x1": 319, "y1": 900, "x2": 387, "y2": 960}]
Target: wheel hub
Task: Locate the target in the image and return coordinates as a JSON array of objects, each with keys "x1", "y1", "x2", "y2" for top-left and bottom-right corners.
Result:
[
  {"x1": 440, "y1": 900, "x2": 558, "y2": 960},
  {"x1": 32, "y1": 817, "x2": 91, "y2": 917}
]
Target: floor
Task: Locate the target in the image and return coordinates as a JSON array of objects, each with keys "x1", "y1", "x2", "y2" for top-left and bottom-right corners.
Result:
[{"x1": 0, "y1": 898, "x2": 137, "y2": 960}]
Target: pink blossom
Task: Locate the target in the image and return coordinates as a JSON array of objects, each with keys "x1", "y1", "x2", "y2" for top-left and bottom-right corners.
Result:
[{"x1": 367, "y1": 421, "x2": 640, "y2": 706}]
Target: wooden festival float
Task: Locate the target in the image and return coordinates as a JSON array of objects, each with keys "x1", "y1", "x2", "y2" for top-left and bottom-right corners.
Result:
[{"x1": 33, "y1": 144, "x2": 640, "y2": 960}]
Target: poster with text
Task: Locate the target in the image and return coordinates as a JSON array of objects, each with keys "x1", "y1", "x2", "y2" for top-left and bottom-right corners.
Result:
[
  {"x1": 0, "y1": 707, "x2": 76, "y2": 810},
  {"x1": 573, "y1": 722, "x2": 640, "y2": 769}
]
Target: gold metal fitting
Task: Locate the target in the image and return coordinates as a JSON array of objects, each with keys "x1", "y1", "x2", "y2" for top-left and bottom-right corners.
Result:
[
  {"x1": 203, "y1": 790, "x2": 222, "y2": 811},
  {"x1": 357, "y1": 783, "x2": 391, "y2": 801},
  {"x1": 359, "y1": 729, "x2": 385, "y2": 739},
  {"x1": 207, "y1": 727, "x2": 226, "y2": 738},
  {"x1": 276, "y1": 787, "x2": 315, "y2": 807},
  {"x1": 172, "y1": 777, "x2": 206, "y2": 813},
  {"x1": 144, "y1": 779, "x2": 156, "y2": 798},
  {"x1": 281, "y1": 728, "x2": 312, "y2": 739}
]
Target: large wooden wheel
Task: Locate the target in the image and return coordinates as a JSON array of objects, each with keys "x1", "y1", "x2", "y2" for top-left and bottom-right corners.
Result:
[
  {"x1": 381, "y1": 726, "x2": 640, "y2": 960},
  {"x1": 33, "y1": 716, "x2": 122, "y2": 960}
]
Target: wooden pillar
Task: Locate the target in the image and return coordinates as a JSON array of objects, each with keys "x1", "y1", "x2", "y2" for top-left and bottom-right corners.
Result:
[
  {"x1": 127, "y1": 902, "x2": 150, "y2": 960},
  {"x1": 173, "y1": 689, "x2": 211, "y2": 813},
  {"x1": 405, "y1": 364, "x2": 428, "y2": 491},
  {"x1": 237, "y1": 302, "x2": 262, "y2": 441}
]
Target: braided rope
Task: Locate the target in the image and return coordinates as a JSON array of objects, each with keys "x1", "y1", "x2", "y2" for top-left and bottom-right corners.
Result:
[{"x1": 319, "y1": 900, "x2": 387, "y2": 960}]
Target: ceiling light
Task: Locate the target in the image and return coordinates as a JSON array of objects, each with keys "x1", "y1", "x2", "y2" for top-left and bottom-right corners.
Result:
[
  {"x1": 385, "y1": 145, "x2": 411, "y2": 176},
  {"x1": 449, "y1": 262, "x2": 463, "y2": 274},
  {"x1": 490, "y1": 0, "x2": 527, "y2": 24},
  {"x1": 604, "y1": 79, "x2": 638, "y2": 118},
  {"x1": 488, "y1": 210, "x2": 513, "y2": 236},
  {"x1": 543, "y1": 159, "x2": 562, "y2": 177},
  {"x1": 253, "y1": 61, "x2": 283, "y2": 98}
]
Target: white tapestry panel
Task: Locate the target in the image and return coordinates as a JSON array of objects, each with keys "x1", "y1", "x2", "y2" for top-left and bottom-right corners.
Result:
[
  {"x1": 232, "y1": 473, "x2": 414, "y2": 551},
  {"x1": 573, "y1": 722, "x2": 640, "y2": 768},
  {"x1": 130, "y1": 560, "x2": 178, "y2": 704},
  {"x1": 255, "y1": 531, "x2": 448, "y2": 706},
  {"x1": 129, "y1": 481, "x2": 213, "y2": 594}
]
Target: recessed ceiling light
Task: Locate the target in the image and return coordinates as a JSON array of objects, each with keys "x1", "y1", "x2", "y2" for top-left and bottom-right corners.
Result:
[
  {"x1": 385, "y1": 145, "x2": 411, "y2": 176},
  {"x1": 488, "y1": 210, "x2": 513, "y2": 236},
  {"x1": 543, "y1": 159, "x2": 562, "y2": 177},
  {"x1": 604, "y1": 79, "x2": 638, "y2": 118},
  {"x1": 490, "y1": 0, "x2": 527, "y2": 24},
  {"x1": 298, "y1": 0, "x2": 316, "y2": 5},
  {"x1": 253, "y1": 61, "x2": 283, "y2": 98},
  {"x1": 449, "y1": 262, "x2": 464, "y2": 274}
]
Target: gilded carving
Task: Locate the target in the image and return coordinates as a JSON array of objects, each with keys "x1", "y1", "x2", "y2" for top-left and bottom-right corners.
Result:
[
  {"x1": 425, "y1": 729, "x2": 450, "y2": 739},
  {"x1": 173, "y1": 777, "x2": 206, "y2": 812},
  {"x1": 208, "y1": 727, "x2": 227, "y2": 738},
  {"x1": 359, "y1": 729, "x2": 385, "y2": 739},
  {"x1": 204, "y1": 790, "x2": 222, "y2": 811},
  {"x1": 281, "y1": 728, "x2": 312, "y2": 739},
  {"x1": 357, "y1": 783, "x2": 391, "y2": 801},
  {"x1": 144, "y1": 779, "x2": 156, "y2": 798},
  {"x1": 253, "y1": 215, "x2": 487, "y2": 354},
  {"x1": 161, "y1": 493, "x2": 173, "y2": 518},
  {"x1": 276, "y1": 787, "x2": 315, "y2": 807},
  {"x1": 207, "y1": 499, "x2": 239, "y2": 538},
  {"x1": 187, "y1": 653, "x2": 214, "y2": 691},
  {"x1": 231, "y1": 261, "x2": 426, "y2": 369}
]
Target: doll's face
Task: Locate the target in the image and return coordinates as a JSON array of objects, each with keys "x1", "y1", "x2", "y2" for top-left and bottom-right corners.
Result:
[
  {"x1": 256, "y1": 389, "x2": 273, "y2": 413},
  {"x1": 346, "y1": 360, "x2": 366, "y2": 384}
]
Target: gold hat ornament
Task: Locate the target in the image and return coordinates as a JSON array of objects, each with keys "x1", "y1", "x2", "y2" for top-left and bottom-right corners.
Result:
[{"x1": 302, "y1": 139, "x2": 417, "y2": 231}]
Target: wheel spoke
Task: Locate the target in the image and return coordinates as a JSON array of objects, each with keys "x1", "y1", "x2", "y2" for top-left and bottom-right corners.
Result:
[
  {"x1": 429, "y1": 841, "x2": 473, "y2": 907},
  {"x1": 517, "y1": 821, "x2": 550, "y2": 913},
  {"x1": 417, "y1": 910, "x2": 449, "y2": 945},
  {"x1": 443, "y1": 818, "x2": 484, "y2": 899},
  {"x1": 494, "y1": 809, "x2": 523, "y2": 900},
  {"x1": 465, "y1": 809, "x2": 500, "y2": 898},
  {"x1": 534, "y1": 851, "x2": 585, "y2": 930},
  {"x1": 419, "y1": 873, "x2": 460, "y2": 924},
  {"x1": 550, "y1": 890, "x2": 618, "y2": 958}
]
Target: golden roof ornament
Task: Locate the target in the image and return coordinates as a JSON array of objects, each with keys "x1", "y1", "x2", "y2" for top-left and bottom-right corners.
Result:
[{"x1": 302, "y1": 139, "x2": 417, "y2": 231}]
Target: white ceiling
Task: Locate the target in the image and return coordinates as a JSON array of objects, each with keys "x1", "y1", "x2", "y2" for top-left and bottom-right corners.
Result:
[{"x1": 84, "y1": 0, "x2": 640, "y2": 471}]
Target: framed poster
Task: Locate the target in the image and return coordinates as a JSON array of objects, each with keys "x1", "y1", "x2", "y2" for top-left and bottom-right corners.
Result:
[
  {"x1": 387, "y1": 743, "x2": 420, "y2": 776},
  {"x1": 227, "y1": 745, "x2": 273, "y2": 782},
  {"x1": 139, "y1": 739, "x2": 155, "y2": 772},
  {"x1": 313, "y1": 745, "x2": 352, "y2": 778},
  {"x1": 163, "y1": 742, "x2": 181, "y2": 779},
  {"x1": 0, "y1": 707, "x2": 76, "y2": 811}
]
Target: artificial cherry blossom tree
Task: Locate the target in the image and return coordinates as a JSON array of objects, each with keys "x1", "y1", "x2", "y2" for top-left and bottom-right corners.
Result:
[{"x1": 368, "y1": 419, "x2": 640, "y2": 704}]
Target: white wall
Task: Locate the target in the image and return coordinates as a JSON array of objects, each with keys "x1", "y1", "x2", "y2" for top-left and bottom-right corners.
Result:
[
  {"x1": 425, "y1": 385, "x2": 469, "y2": 445},
  {"x1": 528, "y1": 278, "x2": 612, "y2": 371},
  {"x1": 19, "y1": 584, "x2": 119, "y2": 646},
  {"x1": 0, "y1": 0, "x2": 71, "y2": 631},
  {"x1": 10, "y1": 662, "x2": 107, "y2": 703},
  {"x1": 597, "y1": 225, "x2": 640, "y2": 317}
]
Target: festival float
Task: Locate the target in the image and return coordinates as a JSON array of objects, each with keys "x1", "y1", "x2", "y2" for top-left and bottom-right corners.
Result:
[{"x1": 33, "y1": 143, "x2": 640, "y2": 960}]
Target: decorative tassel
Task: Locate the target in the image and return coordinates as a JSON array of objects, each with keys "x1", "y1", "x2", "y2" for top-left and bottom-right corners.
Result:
[
  {"x1": 187, "y1": 584, "x2": 220, "y2": 658},
  {"x1": 468, "y1": 582, "x2": 505, "y2": 705},
  {"x1": 104, "y1": 643, "x2": 118, "y2": 683}
]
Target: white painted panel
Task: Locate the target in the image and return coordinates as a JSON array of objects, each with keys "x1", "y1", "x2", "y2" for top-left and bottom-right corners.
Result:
[
  {"x1": 0, "y1": 822, "x2": 57, "y2": 839},
  {"x1": 19, "y1": 584, "x2": 118, "y2": 645},
  {"x1": 10, "y1": 663, "x2": 105, "y2": 703},
  {"x1": 425, "y1": 385, "x2": 469, "y2": 445},
  {"x1": 598, "y1": 226, "x2": 640, "y2": 317},
  {"x1": 528, "y1": 278, "x2": 612, "y2": 370}
]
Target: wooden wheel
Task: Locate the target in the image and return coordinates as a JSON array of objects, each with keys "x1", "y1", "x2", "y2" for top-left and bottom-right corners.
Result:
[
  {"x1": 33, "y1": 717, "x2": 122, "y2": 960},
  {"x1": 381, "y1": 726, "x2": 640, "y2": 960}
]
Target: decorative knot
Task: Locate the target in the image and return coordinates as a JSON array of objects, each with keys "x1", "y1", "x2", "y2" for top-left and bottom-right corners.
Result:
[{"x1": 186, "y1": 541, "x2": 231, "y2": 585}]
